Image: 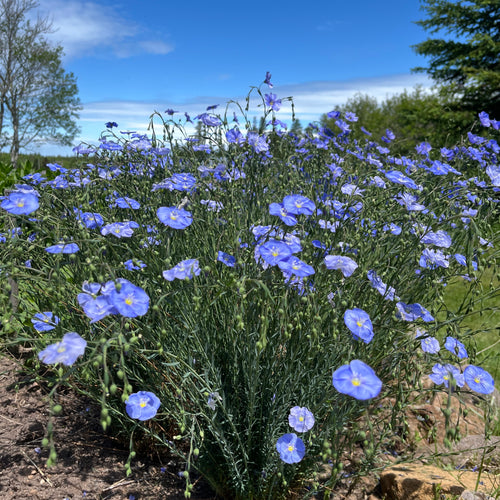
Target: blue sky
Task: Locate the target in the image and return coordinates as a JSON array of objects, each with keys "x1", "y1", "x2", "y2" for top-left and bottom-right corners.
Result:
[{"x1": 35, "y1": 0, "x2": 433, "y2": 155}]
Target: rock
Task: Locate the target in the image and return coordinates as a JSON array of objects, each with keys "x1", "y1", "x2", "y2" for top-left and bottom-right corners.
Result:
[
  {"x1": 379, "y1": 464, "x2": 497, "y2": 500},
  {"x1": 406, "y1": 390, "x2": 486, "y2": 446},
  {"x1": 460, "y1": 490, "x2": 495, "y2": 500},
  {"x1": 435, "y1": 435, "x2": 500, "y2": 468}
]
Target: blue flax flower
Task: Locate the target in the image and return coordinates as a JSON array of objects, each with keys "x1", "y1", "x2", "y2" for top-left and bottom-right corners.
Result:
[
  {"x1": 108, "y1": 279, "x2": 150, "y2": 318},
  {"x1": 282, "y1": 233, "x2": 302, "y2": 253},
  {"x1": 344, "y1": 308, "x2": 374, "y2": 343},
  {"x1": 207, "y1": 391, "x2": 222, "y2": 410},
  {"x1": 32, "y1": 312, "x2": 60, "y2": 332},
  {"x1": 265, "y1": 93, "x2": 282, "y2": 112},
  {"x1": 429, "y1": 363, "x2": 464, "y2": 388},
  {"x1": 170, "y1": 173, "x2": 196, "y2": 191},
  {"x1": 246, "y1": 132, "x2": 269, "y2": 153},
  {"x1": 396, "y1": 192, "x2": 425, "y2": 211},
  {"x1": 38, "y1": 332, "x2": 87, "y2": 366},
  {"x1": 288, "y1": 406, "x2": 315, "y2": 433},
  {"x1": 257, "y1": 239, "x2": 293, "y2": 267},
  {"x1": 77, "y1": 281, "x2": 118, "y2": 323},
  {"x1": 324, "y1": 255, "x2": 358, "y2": 278},
  {"x1": 396, "y1": 302, "x2": 434, "y2": 322},
  {"x1": 282, "y1": 194, "x2": 315, "y2": 216},
  {"x1": 416, "y1": 330, "x2": 440, "y2": 354},
  {"x1": 217, "y1": 251, "x2": 236, "y2": 267},
  {"x1": 45, "y1": 242, "x2": 80, "y2": 254},
  {"x1": 420, "y1": 230, "x2": 452, "y2": 248},
  {"x1": 332, "y1": 360, "x2": 382, "y2": 400},
  {"x1": 454, "y1": 253, "x2": 467, "y2": 266},
  {"x1": 163, "y1": 259, "x2": 200, "y2": 281},
  {"x1": 125, "y1": 391, "x2": 161, "y2": 421},
  {"x1": 419, "y1": 248, "x2": 449, "y2": 269},
  {"x1": 101, "y1": 221, "x2": 139, "y2": 238},
  {"x1": 416, "y1": 141, "x2": 432, "y2": 155},
  {"x1": 157, "y1": 207, "x2": 193, "y2": 229},
  {"x1": 444, "y1": 336, "x2": 468, "y2": 359},
  {"x1": 335, "y1": 119, "x2": 350, "y2": 133},
  {"x1": 464, "y1": 365, "x2": 495, "y2": 394},
  {"x1": 79, "y1": 212, "x2": 104, "y2": 229},
  {"x1": 478, "y1": 111, "x2": 491, "y2": 127},
  {"x1": 264, "y1": 71, "x2": 273, "y2": 88},
  {"x1": 124, "y1": 259, "x2": 146, "y2": 271},
  {"x1": 196, "y1": 113, "x2": 222, "y2": 127},
  {"x1": 269, "y1": 202, "x2": 297, "y2": 226},
  {"x1": 486, "y1": 165, "x2": 500, "y2": 186},
  {"x1": 276, "y1": 433, "x2": 305, "y2": 464},
  {"x1": 385, "y1": 171, "x2": 419, "y2": 190},
  {"x1": 367, "y1": 270, "x2": 396, "y2": 301},
  {"x1": 226, "y1": 127, "x2": 245, "y2": 144},
  {"x1": 114, "y1": 197, "x2": 141, "y2": 209},
  {"x1": 278, "y1": 256, "x2": 315, "y2": 277},
  {"x1": 78, "y1": 293, "x2": 116, "y2": 323},
  {"x1": 1, "y1": 191, "x2": 39, "y2": 215}
]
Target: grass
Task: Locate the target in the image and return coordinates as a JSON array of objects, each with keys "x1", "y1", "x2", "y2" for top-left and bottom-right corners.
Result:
[
  {"x1": 0, "y1": 152, "x2": 82, "y2": 170},
  {"x1": 437, "y1": 261, "x2": 500, "y2": 382}
]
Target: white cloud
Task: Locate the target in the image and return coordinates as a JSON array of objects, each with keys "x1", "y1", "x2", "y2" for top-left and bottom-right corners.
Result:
[
  {"x1": 136, "y1": 40, "x2": 174, "y2": 56},
  {"x1": 36, "y1": 0, "x2": 173, "y2": 59},
  {"x1": 277, "y1": 73, "x2": 434, "y2": 122}
]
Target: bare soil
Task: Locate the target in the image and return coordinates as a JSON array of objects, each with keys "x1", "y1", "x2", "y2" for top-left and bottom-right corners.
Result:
[
  {"x1": 2, "y1": 352, "x2": 496, "y2": 500},
  {"x1": 0, "y1": 353, "x2": 216, "y2": 500}
]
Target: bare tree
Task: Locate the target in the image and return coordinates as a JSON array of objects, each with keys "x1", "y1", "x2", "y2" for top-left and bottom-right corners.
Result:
[{"x1": 0, "y1": 0, "x2": 81, "y2": 165}]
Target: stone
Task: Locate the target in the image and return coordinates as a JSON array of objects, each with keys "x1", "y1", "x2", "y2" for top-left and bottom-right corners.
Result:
[
  {"x1": 379, "y1": 464, "x2": 497, "y2": 500},
  {"x1": 460, "y1": 490, "x2": 495, "y2": 500}
]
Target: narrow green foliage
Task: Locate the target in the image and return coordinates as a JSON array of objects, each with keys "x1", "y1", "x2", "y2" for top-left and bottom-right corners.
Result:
[{"x1": 0, "y1": 81, "x2": 499, "y2": 499}]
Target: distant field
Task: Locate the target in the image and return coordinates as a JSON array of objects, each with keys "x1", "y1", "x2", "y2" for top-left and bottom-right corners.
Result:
[
  {"x1": 439, "y1": 261, "x2": 500, "y2": 382},
  {"x1": 0, "y1": 152, "x2": 81, "y2": 170}
]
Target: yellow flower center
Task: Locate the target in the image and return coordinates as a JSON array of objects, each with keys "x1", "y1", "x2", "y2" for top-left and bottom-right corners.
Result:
[
  {"x1": 356, "y1": 321, "x2": 363, "y2": 327},
  {"x1": 140, "y1": 401, "x2": 147, "y2": 408},
  {"x1": 170, "y1": 213, "x2": 178, "y2": 220},
  {"x1": 474, "y1": 377, "x2": 480, "y2": 384},
  {"x1": 287, "y1": 445, "x2": 294, "y2": 452},
  {"x1": 17, "y1": 201, "x2": 25, "y2": 207},
  {"x1": 57, "y1": 345, "x2": 66, "y2": 353},
  {"x1": 299, "y1": 416, "x2": 304, "y2": 422},
  {"x1": 272, "y1": 250, "x2": 279, "y2": 257},
  {"x1": 351, "y1": 377, "x2": 361, "y2": 386},
  {"x1": 125, "y1": 297, "x2": 133, "y2": 305}
]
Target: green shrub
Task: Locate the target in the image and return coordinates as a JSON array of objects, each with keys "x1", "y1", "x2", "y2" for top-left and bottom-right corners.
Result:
[{"x1": 1, "y1": 82, "x2": 499, "y2": 499}]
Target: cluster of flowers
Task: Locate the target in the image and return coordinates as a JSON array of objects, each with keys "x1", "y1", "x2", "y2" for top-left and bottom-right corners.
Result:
[
  {"x1": 277, "y1": 359, "x2": 382, "y2": 464},
  {"x1": 2, "y1": 74, "x2": 498, "y2": 487},
  {"x1": 35, "y1": 278, "x2": 159, "y2": 422},
  {"x1": 417, "y1": 332, "x2": 495, "y2": 394},
  {"x1": 77, "y1": 278, "x2": 150, "y2": 322}
]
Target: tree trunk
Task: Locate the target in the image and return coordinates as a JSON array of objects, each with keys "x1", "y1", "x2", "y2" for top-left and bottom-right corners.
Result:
[{"x1": 9, "y1": 97, "x2": 19, "y2": 167}]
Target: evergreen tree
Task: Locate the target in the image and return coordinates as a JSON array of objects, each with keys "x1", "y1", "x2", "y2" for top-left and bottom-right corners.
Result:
[
  {"x1": 412, "y1": 0, "x2": 500, "y2": 116},
  {"x1": 290, "y1": 118, "x2": 303, "y2": 136}
]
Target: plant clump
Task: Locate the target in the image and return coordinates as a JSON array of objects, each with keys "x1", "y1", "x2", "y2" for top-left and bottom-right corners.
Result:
[{"x1": 0, "y1": 74, "x2": 498, "y2": 499}]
